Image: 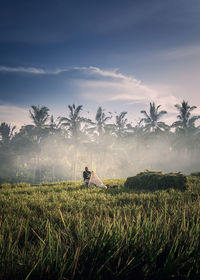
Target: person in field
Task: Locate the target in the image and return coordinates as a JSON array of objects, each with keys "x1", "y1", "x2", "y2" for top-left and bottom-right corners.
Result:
[
  {"x1": 82, "y1": 166, "x2": 91, "y2": 186},
  {"x1": 82, "y1": 167, "x2": 117, "y2": 189},
  {"x1": 88, "y1": 171, "x2": 107, "y2": 189}
]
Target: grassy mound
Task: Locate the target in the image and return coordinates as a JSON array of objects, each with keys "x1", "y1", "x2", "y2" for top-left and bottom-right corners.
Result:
[{"x1": 125, "y1": 171, "x2": 187, "y2": 190}]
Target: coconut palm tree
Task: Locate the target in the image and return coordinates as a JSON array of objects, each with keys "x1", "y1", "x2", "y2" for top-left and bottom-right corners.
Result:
[
  {"x1": 48, "y1": 114, "x2": 62, "y2": 135},
  {"x1": 94, "y1": 106, "x2": 112, "y2": 136},
  {"x1": 59, "y1": 104, "x2": 92, "y2": 180},
  {"x1": 171, "y1": 100, "x2": 200, "y2": 133},
  {"x1": 28, "y1": 105, "x2": 50, "y2": 144},
  {"x1": 0, "y1": 122, "x2": 16, "y2": 144},
  {"x1": 28, "y1": 105, "x2": 50, "y2": 182},
  {"x1": 29, "y1": 105, "x2": 50, "y2": 128},
  {"x1": 112, "y1": 111, "x2": 130, "y2": 138},
  {"x1": 58, "y1": 104, "x2": 92, "y2": 138},
  {"x1": 140, "y1": 102, "x2": 169, "y2": 132}
]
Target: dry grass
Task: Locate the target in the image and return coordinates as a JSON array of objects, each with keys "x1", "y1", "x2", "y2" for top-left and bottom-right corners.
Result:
[{"x1": 0, "y1": 177, "x2": 200, "y2": 279}]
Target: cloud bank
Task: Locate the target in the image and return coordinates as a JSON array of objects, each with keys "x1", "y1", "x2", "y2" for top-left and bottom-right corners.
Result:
[
  {"x1": 0, "y1": 64, "x2": 193, "y2": 126},
  {"x1": 74, "y1": 66, "x2": 180, "y2": 122}
]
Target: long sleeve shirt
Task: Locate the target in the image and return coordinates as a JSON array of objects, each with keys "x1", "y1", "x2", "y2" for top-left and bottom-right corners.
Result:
[{"x1": 83, "y1": 170, "x2": 91, "y2": 180}]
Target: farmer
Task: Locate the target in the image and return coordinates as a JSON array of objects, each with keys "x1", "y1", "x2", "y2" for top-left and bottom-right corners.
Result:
[{"x1": 82, "y1": 166, "x2": 91, "y2": 186}]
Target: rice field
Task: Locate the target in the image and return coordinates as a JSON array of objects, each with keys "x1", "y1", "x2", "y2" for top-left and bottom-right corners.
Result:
[{"x1": 0, "y1": 177, "x2": 200, "y2": 279}]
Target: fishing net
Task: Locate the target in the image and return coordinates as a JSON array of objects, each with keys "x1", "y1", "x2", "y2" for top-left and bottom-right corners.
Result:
[{"x1": 88, "y1": 172, "x2": 107, "y2": 189}]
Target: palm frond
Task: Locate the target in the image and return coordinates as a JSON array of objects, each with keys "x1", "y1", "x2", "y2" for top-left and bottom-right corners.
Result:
[
  {"x1": 171, "y1": 121, "x2": 183, "y2": 128},
  {"x1": 157, "y1": 122, "x2": 170, "y2": 130},
  {"x1": 157, "y1": 110, "x2": 167, "y2": 119},
  {"x1": 68, "y1": 105, "x2": 74, "y2": 118},
  {"x1": 119, "y1": 111, "x2": 127, "y2": 119},
  {"x1": 189, "y1": 106, "x2": 197, "y2": 111},
  {"x1": 140, "y1": 110, "x2": 151, "y2": 121},
  {"x1": 139, "y1": 118, "x2": 151, "y2": 125},
  {"x1": 95, "y1": 107, "x2": 103, "y2": 122},
  {"x1": 103, "y1": 116, "x2": 112, "y2": 123},
  {"x1": 74, "y1": 105, "x2": 83, "y2": 118},
  {"x1": 143, "y1": 123, "x2": 152, "y2": 132},
  {"x1": 188, "y1": 115, "x2": 200, "y2": 126},
  {"x1": 80, "y1": 117, "x2": 94, "y2": 124}
]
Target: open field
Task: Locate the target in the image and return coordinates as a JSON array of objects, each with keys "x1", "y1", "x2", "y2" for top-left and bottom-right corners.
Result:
[{"x1": 0, "y1": 177, "x2": 200, "y2": 279}]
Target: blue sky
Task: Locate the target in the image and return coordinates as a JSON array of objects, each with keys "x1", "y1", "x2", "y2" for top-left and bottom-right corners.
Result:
[{"x1": 1, "y1": 0, "x2": 200, "y2": 128}]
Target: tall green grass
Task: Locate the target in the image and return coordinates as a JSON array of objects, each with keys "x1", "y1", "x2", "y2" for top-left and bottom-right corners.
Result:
[{"x1": 0, "y1": 177, "x2": 200, "y2": 279}]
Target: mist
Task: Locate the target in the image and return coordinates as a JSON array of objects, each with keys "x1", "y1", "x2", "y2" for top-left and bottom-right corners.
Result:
[
  {"x1": 1, "y1": 101, "x2": 200, "y2": 184},
  {"x1": 3, "y1": 132, "x2": 197, "y2": 184}
]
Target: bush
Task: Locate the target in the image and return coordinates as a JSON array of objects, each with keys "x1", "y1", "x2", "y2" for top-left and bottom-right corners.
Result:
[
  {"x1": 190, "y1": 171, "x2": 200, "y2": 177},
  {"x1": 124, "y1": 171, "x2": 187, "y2": 190}
]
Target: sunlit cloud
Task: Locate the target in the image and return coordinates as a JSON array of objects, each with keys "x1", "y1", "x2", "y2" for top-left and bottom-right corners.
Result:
[
  {"x1": 1, "y1": 64, "x2": 197, "y2": 126},
  {"x1": 75, "y1": 67, "x2": 180, "y2": 117},
  {"x1": 73, "y1": 66, "x2": 200, "y2": 125}
]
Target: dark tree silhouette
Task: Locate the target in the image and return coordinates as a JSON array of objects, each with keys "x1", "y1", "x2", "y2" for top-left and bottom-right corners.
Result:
[
  {"x1": 112, "y1": 111, "x2": 130, "y2": 138},
  {"x1": 58, "y1": 104, "x2": 92, "y2": 138},
  {"x1": 171, "y1": 100, "x2": 200, "y2": 133},
  {"x1": 29, "y1": 105, "x2": 50, "y2": 128},
  {"x1": 140, "y1": 102, "x2": 169, "y2": 132},
  {"x1": 58, "y1": 104, "x2": 92, "y2": 180},
  {"x1": 0, "y1": 122, "x2": 16, "y2": 144},
  {"x1": 94, "y1": 106, "x2": 112, "y2": 136},
  {"x1": 1, "y1": 100, "x2": 200, "y2": 183}
]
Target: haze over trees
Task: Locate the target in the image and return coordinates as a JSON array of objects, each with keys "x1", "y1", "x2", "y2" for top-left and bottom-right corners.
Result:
[{"x1": 0, "y1": 100, "x2": 200, "y2": 183}]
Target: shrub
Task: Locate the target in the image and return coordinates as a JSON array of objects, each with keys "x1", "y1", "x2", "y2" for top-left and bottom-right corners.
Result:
[
  {"x1": 124, "y1": 170, "x2": 187, "y2": 191},
  {"x1": 190, "y1": 171, "x2": 200, "y2": 177}
]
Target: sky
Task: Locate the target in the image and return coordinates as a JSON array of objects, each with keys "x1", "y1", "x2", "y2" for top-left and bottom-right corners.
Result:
[{"x1": 0, "y1": 0, "x2": 200, "y2": 129}]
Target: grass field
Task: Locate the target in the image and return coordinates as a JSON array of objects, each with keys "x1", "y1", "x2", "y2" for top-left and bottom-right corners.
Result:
[{"x1": 0, "y1": 177, "x2": 200, "y2": 279}]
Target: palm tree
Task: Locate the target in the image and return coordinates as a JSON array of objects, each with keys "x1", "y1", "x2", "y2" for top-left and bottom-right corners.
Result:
[
  {"x1": 29, "y1": 105, "x2": 50, "y2": 128},
  {"x1": 28, "y1": 105, "x2": 50, "y2": 145},
  {"x1": 58, "y1": 104, "x2": 92, "y2": 138},
  {"x1": 48, "y1": 114, "x2": 61, "y2": 134},
  {"x1": 171, "y1": 100, "x2": 200, "y2": 133},
  {"x1": 58, "y1": 104, "x2": 92, "y2": 180},
  {"x1": 140, "y1": 102, "x2": 169, "y2": 132},
  {"x1": 0, "y1": 122, "x2": 16, "y2": 144},
  {"x1": 112, "y1": 111, "x2": 130, "y2": 138},
  {"x1": 94, "y1": 106, "x2": 112, "y2": 136},
  {"x1": 28, "y1": 105, "x2": 50, "y2": 182}
]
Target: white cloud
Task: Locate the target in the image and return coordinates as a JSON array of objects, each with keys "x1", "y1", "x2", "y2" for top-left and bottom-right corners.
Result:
[
  {"x1": 0, "y1": 65, "x2": 69, "y2": 75},
  {"x1": 2, "y1": 63, "x2": 169, "y2": 109},
  {"x1": 75, "y1": 67, "x2": 180, "y2": 121},
  {"x1": 0, "y1": 65, "x2": 190, "y2": 125},
  {"x1": 87, "y1": 66, "x2": 134, "y2": 81},
  {"x1": 0, "y1": 105, "x2": 30, "y2": 130}
]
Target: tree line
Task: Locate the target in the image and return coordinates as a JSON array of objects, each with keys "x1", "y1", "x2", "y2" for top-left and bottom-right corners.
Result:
[{"x1": 0, "y1": 100, "x2": 200, "y2": 183}]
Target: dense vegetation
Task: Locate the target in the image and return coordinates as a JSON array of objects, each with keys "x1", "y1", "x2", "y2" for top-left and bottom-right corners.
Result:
[
  {"x1": 125, "y1": 171, "x2": 188, "y2": 191},
  {"x1": 1, "y1": 176, "x2": 200, "y2": 279},
  {"x1": 1, "y1": 100, "x2": 200, "y2": 183}
]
